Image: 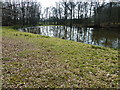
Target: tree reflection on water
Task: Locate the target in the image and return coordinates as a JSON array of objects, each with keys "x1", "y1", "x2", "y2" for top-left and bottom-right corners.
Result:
[{"x1": 20, "y1": 26, "x2": 119, "y2": 49}]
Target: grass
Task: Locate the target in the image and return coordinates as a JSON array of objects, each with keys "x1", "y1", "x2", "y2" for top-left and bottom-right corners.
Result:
[{"x1": 2, "y1": 26, "x2": 119, "y2": 88}]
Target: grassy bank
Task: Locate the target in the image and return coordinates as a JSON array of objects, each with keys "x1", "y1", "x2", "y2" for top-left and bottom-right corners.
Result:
[{"x1": 2, "y1": 26, "x2": 119, "y2": 88}]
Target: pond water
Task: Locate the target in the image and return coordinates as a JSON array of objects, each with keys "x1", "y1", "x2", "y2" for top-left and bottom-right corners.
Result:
[{"x1": 19, "y1": 26, "x2": 119, "y2": 49}]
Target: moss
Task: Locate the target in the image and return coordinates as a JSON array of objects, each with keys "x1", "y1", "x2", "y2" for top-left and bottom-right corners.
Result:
[
  {"x1": 91, "y1": 45, "x2": 106, "y2": 50},
  {"x1": 2, "y1": 57, "x2": 11, "y2": 61},
  {"x1": 41, "y1": 36, "x2": 50, "y2": 38}
]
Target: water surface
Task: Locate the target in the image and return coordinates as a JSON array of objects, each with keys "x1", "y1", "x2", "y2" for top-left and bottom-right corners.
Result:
[{"x1": 19, "y1": 26, "x2": 119, "y2": 49}]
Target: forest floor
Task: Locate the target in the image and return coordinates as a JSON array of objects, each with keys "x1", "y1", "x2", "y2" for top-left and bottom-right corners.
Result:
[{"x1": 2, "y1": 26, "x2": 119, "y2": 88}]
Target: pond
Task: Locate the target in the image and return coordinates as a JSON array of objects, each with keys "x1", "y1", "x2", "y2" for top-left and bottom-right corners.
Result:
[{"x1": 18, "y1": 26, "x2": 119, "y2": 49}]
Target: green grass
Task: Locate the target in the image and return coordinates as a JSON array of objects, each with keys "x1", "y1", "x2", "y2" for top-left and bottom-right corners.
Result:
[{"x1": 2, "y1": 26, "x2": 119, "y2": 88}]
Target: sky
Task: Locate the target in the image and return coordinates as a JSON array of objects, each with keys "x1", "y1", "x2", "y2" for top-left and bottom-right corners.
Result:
[
  {"x1": 37, "y1": 0, "x2": 61, "y2": 7},
  {"x1": 2, "y1": 0, "x2": 119, "y2": 7},
  {"x1": 37, "y1": 0, "x2": 119, "y2": 8}
]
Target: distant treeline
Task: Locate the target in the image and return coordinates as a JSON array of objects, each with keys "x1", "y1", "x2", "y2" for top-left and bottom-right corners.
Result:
[
  {"x1": 1, "y1": 0, "x2": 120, "y2": 27},
  {"x1": 1, "y1": 0, "x2": 41, "y2": 26}
]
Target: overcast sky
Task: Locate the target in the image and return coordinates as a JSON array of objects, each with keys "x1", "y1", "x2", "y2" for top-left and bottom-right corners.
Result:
[
  {"x1": 37, "y1": 0, "x2": 61, "y2": 7},
  {"x1": 37, "y1": 0, "x2": 119, "y2": 8},
  {"x1": 3, "y1": 0, "x2": 119, "y2": 7}
]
